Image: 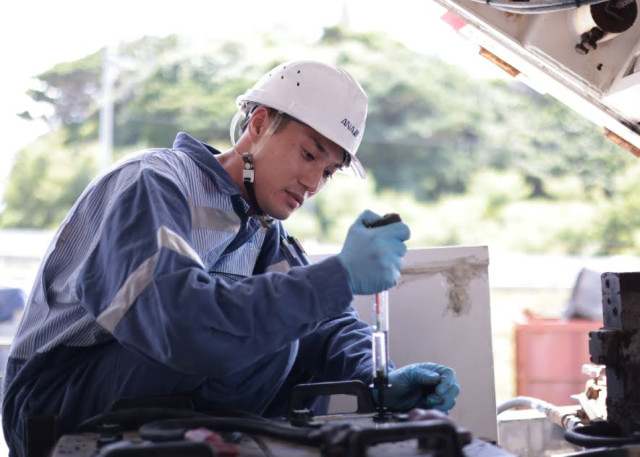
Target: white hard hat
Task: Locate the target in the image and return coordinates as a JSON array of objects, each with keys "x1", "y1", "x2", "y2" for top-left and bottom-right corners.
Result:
[{"x1": 236, "y1": 60, "x2": 368, "y2": 178}]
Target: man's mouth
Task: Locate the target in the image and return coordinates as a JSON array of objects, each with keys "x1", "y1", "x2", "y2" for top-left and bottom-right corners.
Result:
[{"x1": 286, "y1": 190, "x2": 304, "y2": 208}]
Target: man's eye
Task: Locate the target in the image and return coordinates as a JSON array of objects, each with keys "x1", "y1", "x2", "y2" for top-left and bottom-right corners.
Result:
[
  {"x1": 323, "y1": 170, "x2": 335, "y2": 180},
  {"x1": 303, "y1": 150, "x2": 315, "y2": 161}
]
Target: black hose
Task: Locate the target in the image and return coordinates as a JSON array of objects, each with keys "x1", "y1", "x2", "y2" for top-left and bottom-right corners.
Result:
[
  {"x1": 247, "y1": 435, "x2": 277, "y2": 457},
  {"x1": 468, "y1": 0, "x2": 611, "y2": 13},
  {"x1": 76, "y1": 401, "x2": 274, "y2": 433},
  {"x1": 473, "y1": 0, "x2": 607, "y2": 8},
  {"x1": 564, "y1": 421, "x2": 639, "y2": 448},
  {"x1": 138, "y1": 416, "x2": 359, "y2": 448},
  {"x1": 491, "y1": 4, "x2": 596, "y2": 13},
  {"x1": 560, "y1": 447, "x2": 632, "y2": 456},
  {"x1": 76, "y1": 407, "x2": 210, "y2": 432}
]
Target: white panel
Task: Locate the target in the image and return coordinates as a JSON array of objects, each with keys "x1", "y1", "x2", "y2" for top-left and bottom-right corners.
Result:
[
  {"x1": 431, "y1": 0, "x2": 640, "y2": 150},
  {"x1": 313, "y1": 246, "x2": 498, "y2": 442},
  {"x1": 605, "y1": 47, "x2": 640, "y2": 121}
]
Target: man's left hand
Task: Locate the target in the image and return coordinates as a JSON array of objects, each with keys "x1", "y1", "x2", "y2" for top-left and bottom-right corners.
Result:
[{"x1": 384, "y1": 363, "x2": 460, "y2": 413}]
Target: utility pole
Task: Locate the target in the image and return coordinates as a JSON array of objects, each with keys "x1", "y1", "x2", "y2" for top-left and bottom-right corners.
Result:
[
  {"x1": 340, "y1": 0, "x2": 350, "y2": 27},
  {"x1": 99, "y1": 44, "x2": 116, "y2": 171}
]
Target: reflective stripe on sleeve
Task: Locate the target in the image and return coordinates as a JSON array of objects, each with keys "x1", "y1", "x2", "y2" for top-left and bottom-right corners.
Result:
[
  {"x1": 265, "y1": 259, "x2": 291, "y2": 273},
  {"x1": 96, "y1": 226, "x2": 204, "y2": 333},
  {"x1": 189, "y1": 200, "x2": 241, "y2": 233}
]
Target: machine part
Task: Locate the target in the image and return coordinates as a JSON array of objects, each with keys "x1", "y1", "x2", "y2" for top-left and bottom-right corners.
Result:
[
  {"x1": 30, "y1": 401, "x2": 216, "y2": 457},
  {"x1": 96, "y1": 423, "x2": 123, "y2": 448},
  {"x1": 408, "y1": 409, "x2": 474, "y2": 447},
  {"x1": 138, "y1": 416, "x2": 468, "y2": 457},
  {"x1": 289, "y1": 409, "x2": 318, "y2": 428},
  {"x1": 469, "y1": 0, "x2": 618, "y2": 14},
  {"x1": 373, "y1": 290, "x2": 389, "y2": 333},
  {"x1": 371, "y1": 329, "x2": 393, "y2": 423},
  {"x1": 573, "y1": 364, "x2": 608, "y2": 422},
  {"x1": 604, "y1": 129, "x2": 640, "y2": 158},
  {"x1": 362, "y1": 213, "x2": 402, "y2": 229},
  {"x1": 571, "y1": 0, "x2": 638, "y2": 54},
  {"x1": 347, "y1": 420, "x2": 464, "y2": 457},
  {"x1": 52, "y1": 426, "x2": 501, "y2": 457},
  {"x1": 575, "y1": 27, "x2": 606, "y2": 55},
  {"x1": 372, "y1": 330, "x2": 389, "y2": 383},
  {"x1": 362, "y1": 212, "x2": 402, "y2": 422},
  {"x1": 512, "y1": 271, "x2": 640, "y2": 450},
  {"x1": 497, "y1": 396, "x2": 584, "y2": 430},
  {"x1": 497, "y1": 408, "x2": 584, "y2": 456},
  {"x1": 478, "y1": 48, "x2": 521, "y2": 77},
  {"x1": 372, "y1": 257, "x2": 390, "y2": 410},
  {"x1": 371, "y1": 291, "x2": 390, "y2": 421},
  {"x1": 48, "y1": 382, "x2": 511, "y2": 457},
  {"x1": 77, "y1": 407, "x2": 212, "y2": 433},
  {"x1": 588, "y1": 272, "x2": 640, "y2": 438},
  {"x1": 184, "y1": 428, "x2": 240, "y2": 456},
  {"x1": 26, "y1": 414, "x2": 60, "y2": 457},
  {"x1": 496, "y1": 368, "x2": 624, "y2": 454},
  {"x1": 110, "y1": 396, "x2": 195, "y2": 412},
  {"x1": 139, "y1": 416, "x2": 328, "y2": 446},
  {"x1": 562, "y1": 444, "x2": 640, "y2": 456},
  {"x1": 97, "y1": 440, "x2": 216, "y2": 456},
  {"x1": 288, "y1": 380, "x2": 376, "y2": 416}
]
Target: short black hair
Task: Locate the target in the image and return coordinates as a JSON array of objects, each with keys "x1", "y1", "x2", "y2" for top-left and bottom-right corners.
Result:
[{"x1": 241, "y1": 105, "x2": 351, "y2": 171}]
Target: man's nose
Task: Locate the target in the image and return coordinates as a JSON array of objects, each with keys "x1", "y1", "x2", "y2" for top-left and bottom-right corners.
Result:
[{"x1": 300, "y1": 167, "x2": 324, "y2": 195}]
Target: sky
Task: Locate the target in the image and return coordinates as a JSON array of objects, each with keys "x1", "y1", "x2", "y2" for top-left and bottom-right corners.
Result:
[{"x1": 0, "y1": 0, "x2": 505, "y2": 184}]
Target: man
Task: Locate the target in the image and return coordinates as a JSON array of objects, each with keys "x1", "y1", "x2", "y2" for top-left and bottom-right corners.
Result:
[{"x1": 2, "y1": 60, "x2": 459, "y2": 456}]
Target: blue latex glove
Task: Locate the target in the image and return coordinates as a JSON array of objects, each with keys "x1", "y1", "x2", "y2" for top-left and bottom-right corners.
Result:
[
  {"x1": 337, "y1": 210, "x2": 411, "y2": 295},
  {"x1": 383, "y1": 363, "x2": 460, "y2": 413}
]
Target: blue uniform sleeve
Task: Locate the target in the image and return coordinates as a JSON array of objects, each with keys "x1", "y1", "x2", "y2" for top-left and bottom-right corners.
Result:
[
  {"x1": 254, "y1": 224, "x2": 374, "y2": 382},
  {"x1": 262, "y1": 305, "x2": 380, "y2": 417},
  {"x1": 256, "y1": 225, "x2": 379, "y2": 416},
  {"x1": 298, "y1": 305, "x2": 374, "y2": 383},
  {"x1": 77, "y1": 168, "x2": 354, "y2": 379},
  {"x1": 256, "y1": 225, "x2": 377, "y2": 383}
]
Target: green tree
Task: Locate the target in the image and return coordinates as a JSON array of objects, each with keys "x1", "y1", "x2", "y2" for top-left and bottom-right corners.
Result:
[
  {"x1": 114, "y1": 37, "x2": 254, "y2": 148},
  {"x1": 3, "y1": 26, "x2": 637, "y2": 257},
  {"x1": 594, "y1": 162, "x2": 640, "y2": 254},
  {"x1": 22, "y1": 51, "x2": 102, "y2": 145},
  {"x1": 0, "y1": 132, "x2": 97, "y2": 228},
  {"x1": 476, "y1": 79, "x2": 633, "y2": 199},
  {"x1": 325, "y1": 28, "x2": 486, "y2": 200}
]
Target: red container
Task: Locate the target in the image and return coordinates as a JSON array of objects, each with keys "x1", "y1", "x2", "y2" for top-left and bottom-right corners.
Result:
[{"x1": 515, "y1": 317, "x2": 602, "y2": 406}]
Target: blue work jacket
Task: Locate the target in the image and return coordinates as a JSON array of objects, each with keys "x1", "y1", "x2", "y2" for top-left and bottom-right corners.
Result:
[{"x1": 2, "y1": 133, "x2": 374, "y2": 456}]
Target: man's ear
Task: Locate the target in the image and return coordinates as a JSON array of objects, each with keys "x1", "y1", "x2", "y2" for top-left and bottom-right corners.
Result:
[{"x1": 248, "y1": 106, "x2": 270, "y2": 138}]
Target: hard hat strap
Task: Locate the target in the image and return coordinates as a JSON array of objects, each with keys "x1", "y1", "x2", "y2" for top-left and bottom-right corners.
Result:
[{"x1": 241, "y1": 152, "x2": 274, "y2": 228}]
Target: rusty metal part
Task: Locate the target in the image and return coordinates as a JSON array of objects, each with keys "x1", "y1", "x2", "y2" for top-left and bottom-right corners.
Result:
[
  {"x1": 604, "y1": 129, "x2": 640, "y2": 158},
  {"x1": 478, "y1": 48, "x2": 521, "y2": 77},
  {"x1": 573, "y1": 364, "x2": 608, "y2": 421}
]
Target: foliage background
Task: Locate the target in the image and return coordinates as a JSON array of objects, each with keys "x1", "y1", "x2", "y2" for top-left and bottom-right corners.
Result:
[{"x1": 2, "y1": 28, "x2": 639, "y2": 257}]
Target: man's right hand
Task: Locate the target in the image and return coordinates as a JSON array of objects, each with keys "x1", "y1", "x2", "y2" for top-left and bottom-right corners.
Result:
[{"x1": 336, "y1": 210, "x2": 411, "y2": 295}]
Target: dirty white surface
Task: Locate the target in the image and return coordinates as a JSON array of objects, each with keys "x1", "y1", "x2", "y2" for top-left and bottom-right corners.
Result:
[{"x1": 323, "y1": 246, "x2": 497, "y2": 442}]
